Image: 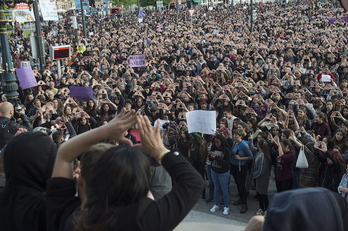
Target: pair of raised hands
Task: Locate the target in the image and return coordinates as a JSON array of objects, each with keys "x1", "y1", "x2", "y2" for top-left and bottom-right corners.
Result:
[{"x1": 102, "y1": 109, "x2": 167, "y2": 160}]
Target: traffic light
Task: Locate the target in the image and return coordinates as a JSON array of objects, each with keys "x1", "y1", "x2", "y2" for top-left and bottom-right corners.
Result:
[{"x1": 252, "y1": 9, "x2": 257, "y2": 21}]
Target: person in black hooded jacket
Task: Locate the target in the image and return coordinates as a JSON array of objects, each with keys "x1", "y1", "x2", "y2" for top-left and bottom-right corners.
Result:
[
  {"x1": 0, "y1": 132, "x2": 57, "y2": 231},
  {"x1": 244, "y1": 187, "x2": 348, "y2": 231}
]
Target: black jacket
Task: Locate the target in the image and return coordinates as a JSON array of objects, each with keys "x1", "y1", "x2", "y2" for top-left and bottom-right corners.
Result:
[
  {"x1": 0, "y1": 115, "x2": 31, "y2": 149},
  {"x1": 0, "y1": 132, "x2": 57, "y2": 231},
  {"x1": 48, "y1": 150, "x2": 205, "y2": 231}
]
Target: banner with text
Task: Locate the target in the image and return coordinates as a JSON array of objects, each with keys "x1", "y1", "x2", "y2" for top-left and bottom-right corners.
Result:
[
  {"x1": 129, "y1": 55, "x2": 146, "y2": 67},
  {"x1": 39, "y1": 0, "x2": 58, "y2": 21},
  {"x1": 13, "y1": 3, "x2": 35, "y2": 22}
]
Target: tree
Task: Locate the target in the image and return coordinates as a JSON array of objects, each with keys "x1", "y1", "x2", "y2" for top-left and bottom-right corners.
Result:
[
  {"x1": 140, "y1": 0, "x2": 171, "y2": 7},
  {"x1": 112, "y1": 0, "x2": 137, "y2": 7}
]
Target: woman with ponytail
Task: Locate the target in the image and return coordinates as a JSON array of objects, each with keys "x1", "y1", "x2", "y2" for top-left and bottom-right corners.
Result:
[{"x1": 253, "y1": 138, "x2": 271, "y2": 216}]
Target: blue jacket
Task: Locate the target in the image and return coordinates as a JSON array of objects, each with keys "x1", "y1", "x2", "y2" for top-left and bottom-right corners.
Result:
[{"x1": 230, "y1": 140, "x2": 253, "y2": 165}]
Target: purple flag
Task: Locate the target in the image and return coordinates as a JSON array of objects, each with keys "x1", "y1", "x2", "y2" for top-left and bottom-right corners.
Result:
[
  {"x1": 145, "y1": 38, "x2": 152, "y2": 44},
  {"x1": 138, "y1": 10, "x2": 145, "y2": 18},
  {"x1": 69, "y1": 86, "x2": 93, "y2": 102},
  {"x1": 157, "y1": 24, "x2": 163, "y2": 28},
  {"x1": 16, "y1": 66, "x2": 38, "y2": 89}
]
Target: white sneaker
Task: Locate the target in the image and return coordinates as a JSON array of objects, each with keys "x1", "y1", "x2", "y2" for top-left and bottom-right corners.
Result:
[
  {"x1": 256, "y1": 209, "x2": 265, "y2": 216},
  {"x1": 210, "y1": 205, "x2": 219, "y2": 213},
  {"x1": 223, "y1": 207, "x2": 229, "y2": 215}
]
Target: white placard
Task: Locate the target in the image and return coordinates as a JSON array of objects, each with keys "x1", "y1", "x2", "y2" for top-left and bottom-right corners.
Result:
[
  {"x1": 186, "y1": 110, "x2": 216, "y2": 135},
  {"x1": 322, "y1": 74, "x2": 331, "y2": 82},
  {"x1": 154, "y1": 119, "x2": 169, "y2": 128}
]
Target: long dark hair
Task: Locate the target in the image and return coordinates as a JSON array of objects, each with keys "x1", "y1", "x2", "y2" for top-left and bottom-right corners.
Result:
[
  {"x1": 257, "y1": 138, "x2": 271, "y2": 162},
  {"x1": 75, "y1": 146, "x2": 151, "y2": 231},
  {"x1": 211, "y1": 134, "x2": 227, "y2": 151},
  {"x1": 280, "y1": 139, "x2": 294, "y2": 151}
]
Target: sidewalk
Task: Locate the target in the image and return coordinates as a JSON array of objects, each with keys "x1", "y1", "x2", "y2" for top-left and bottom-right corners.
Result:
[{"x1": 176, "y1": 176, "x2": 278, "y2": 230}]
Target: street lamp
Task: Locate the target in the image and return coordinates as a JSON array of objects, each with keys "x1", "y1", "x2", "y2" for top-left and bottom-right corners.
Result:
[{"x1": 0, "y1": 0, "x2": 34, "y2": 106}]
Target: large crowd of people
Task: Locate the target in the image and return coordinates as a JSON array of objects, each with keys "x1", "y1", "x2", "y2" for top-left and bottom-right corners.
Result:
[{"x1": 1, "y1": 0, "x2": 348, "y2": 230}]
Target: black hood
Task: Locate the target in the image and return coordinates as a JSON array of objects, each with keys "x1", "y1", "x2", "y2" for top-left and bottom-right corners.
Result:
[
  {"x1": 0, "y1": 131, "x2": 57, "y2": 231},
  {"x1": 3, "y1": 131, "x2": 57, "y2": 191},
  {"x1": 262, "y1": 187, "x2": 347, "y2": 231}
]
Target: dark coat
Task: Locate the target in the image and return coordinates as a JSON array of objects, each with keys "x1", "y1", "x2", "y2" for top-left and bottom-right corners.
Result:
[{"x1": 0, "y1": 132, "x2": 57, "y2": 231}]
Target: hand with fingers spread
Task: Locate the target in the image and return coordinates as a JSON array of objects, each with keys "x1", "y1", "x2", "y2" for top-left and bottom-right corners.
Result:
[
  {"x1": 101, "y1": 109, "x2": 137, "y2": 145},
  {"x1": 134, "y1": 116, "x2": 167, "y2": 160}
]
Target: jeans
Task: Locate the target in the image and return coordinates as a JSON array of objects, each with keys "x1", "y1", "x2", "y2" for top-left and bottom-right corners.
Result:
[
  {"x1": 211, "y1": 169, "x2": 230, "y2": 207},
  {"x1": 205, "y1": 164, "x2": 214, "y2": 200}
]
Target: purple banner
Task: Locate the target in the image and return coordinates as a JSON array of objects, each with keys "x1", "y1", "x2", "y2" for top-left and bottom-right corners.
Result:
[
  {"x1": 69, "y1": 86, "x2": 93, "y2": 102},
  {"x1": 129, "y1": 55, "x2": 145, "y2": 67},
  {"x1": 341, "y1": 16, "x2": 348, "y2": 23},
  {"x1": 16, "y1": 66, "x2": 38, "y2": 89},
  {"x1": 327, "y1": 18, "x2": 337, "y2": 25},
  {"x1": 327, "y1": 17, "x2": 348, "y2": 25}
]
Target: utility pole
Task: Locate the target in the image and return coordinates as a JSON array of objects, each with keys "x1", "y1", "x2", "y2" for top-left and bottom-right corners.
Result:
[{"x1": 250, "y1": 0, "x2": 253, "y2": 32}]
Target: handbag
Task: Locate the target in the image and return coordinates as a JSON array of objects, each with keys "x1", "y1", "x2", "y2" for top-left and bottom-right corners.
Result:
[{"x1": 296, "y1": 145, "x2": 309, "y2": 168}]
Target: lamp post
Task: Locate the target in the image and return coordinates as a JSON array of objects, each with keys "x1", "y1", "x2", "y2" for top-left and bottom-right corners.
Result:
[
  {"x1": 0, "y1": 0, "x2": 33, "y2": 105},
  {"x1": 79, "y1": 0, "x2": 87, "y2": 37},
  {"x1": 32, "y1": 0, "x2": 45, "y2": 71},
  {"x1": 250, "y1": 0, "x2": 253, "y2": 32}
]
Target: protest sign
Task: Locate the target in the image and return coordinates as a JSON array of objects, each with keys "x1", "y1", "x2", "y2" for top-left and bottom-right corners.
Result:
[
  {"x1": 129, "y1": 55, "x2": 145, "y2": 67},
  {"x1": 69, "y1": 86, "x2": 93, "y2": 102},
  {"x1": 322, "y1": 75, "x2": 331, "y2": 82},
  {"x1": 16, "y1": 66, "x2": 38, "y2": 89},
  {"x1": 186, "y1": 110, "x2": 216, "y2": 135}
]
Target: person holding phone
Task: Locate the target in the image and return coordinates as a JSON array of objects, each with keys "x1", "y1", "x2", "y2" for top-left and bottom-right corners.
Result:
[{"x1": 209, "y1": 135, "x2": 231, "y2": 215}]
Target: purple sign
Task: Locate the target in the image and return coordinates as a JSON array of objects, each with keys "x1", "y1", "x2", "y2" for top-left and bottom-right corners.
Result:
[
  {"x1": 129, "y1": 55, "x2": 146, "y2": 67},
  {"x1": 16, "y1": 66, "x2": 38, "y2": 89},
  {"x1": 327, "y1": 18, "x2": 337, "y2": 25},
  {"x1": 341, "y1": 16, "x2": 348, "y2": 23},
  {"x1": 327, "y1": 17, "x2": 348, "y2": 25},
  {"x1": 69, "y1": 86, "x2": 93, "y2": 102}
]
